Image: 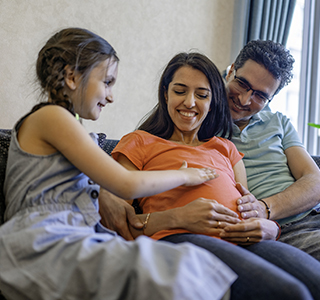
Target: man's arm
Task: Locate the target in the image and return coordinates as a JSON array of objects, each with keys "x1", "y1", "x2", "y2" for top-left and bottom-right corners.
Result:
[
  {"x1": 263, "y1": 146, "x2": 320, "y2": 220},
  {"x1": 98, "y1": 188, "x2": 143, "y2": 240}
]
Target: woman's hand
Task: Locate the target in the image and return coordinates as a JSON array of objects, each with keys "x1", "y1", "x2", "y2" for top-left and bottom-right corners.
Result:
[
  {"x1": 236, "y1": 183, "x2": 268, "y2": 219},
  {"x1": 98, "y1": 188, "x2": 143, "y2": 240},
  {"x1": 179, "y1": 161, "x2": 219, "y2": 186},
  {"x1": 175, "y1": 198, "x2": 241, "y2": 236},
  {"x1": 219, "y1": 218, "x2": 279, "y2": 245}
]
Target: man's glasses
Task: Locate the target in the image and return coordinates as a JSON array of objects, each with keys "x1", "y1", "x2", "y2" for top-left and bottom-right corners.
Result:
[{"x1": 232, "y1": 71, "x2": 273, "y2": 105}]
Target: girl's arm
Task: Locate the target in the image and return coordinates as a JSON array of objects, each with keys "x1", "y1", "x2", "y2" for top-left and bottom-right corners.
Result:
[{"x1": 19, "y1": 106, "x2": 216, "y2": 200}]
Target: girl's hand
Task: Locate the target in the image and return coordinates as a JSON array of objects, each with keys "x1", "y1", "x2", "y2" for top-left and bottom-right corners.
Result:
[
  {"x1": 179, "y1": 161, "x2": 219, "y2": 186},
  {"x1": 175, "y1": 198, "x2": 241, "y2": 236},
  {"x1": 220, "y1": 218, "x2": 279, "y2": 245}
]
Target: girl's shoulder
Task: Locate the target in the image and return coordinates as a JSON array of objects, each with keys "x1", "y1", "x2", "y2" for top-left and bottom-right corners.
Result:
[
  {"x1": 17, "y1": 105, "x2": 79, "y2": 156},
  {"x1": 27, "y1": 105, "x2": 75, "y2": 128},
  {"x1": 34, "y1": 104, "x2": 71, "y2": 115}
]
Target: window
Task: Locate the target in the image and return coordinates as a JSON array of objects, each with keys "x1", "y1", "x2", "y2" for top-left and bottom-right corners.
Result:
[{"x1": 269, "y1": 0, "x2": 305, "y2": 133}]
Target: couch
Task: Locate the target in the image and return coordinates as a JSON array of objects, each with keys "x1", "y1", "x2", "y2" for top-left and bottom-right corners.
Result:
[{"x1": 1, "y1": 128, "x2": 320, "y2": 299}]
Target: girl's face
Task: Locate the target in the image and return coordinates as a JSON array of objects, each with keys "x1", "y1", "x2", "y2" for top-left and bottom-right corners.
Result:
[
  {"x1": 165, "y1": 66, "x2": 212, "y2": 138},
  {"x1": 73, "y1": 58, "x2": 118, "y2": 120}
]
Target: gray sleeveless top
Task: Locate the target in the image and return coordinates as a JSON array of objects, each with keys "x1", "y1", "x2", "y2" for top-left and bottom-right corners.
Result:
[{"x1": 4, "y1": 118, "x2": 101, "y2": 227}]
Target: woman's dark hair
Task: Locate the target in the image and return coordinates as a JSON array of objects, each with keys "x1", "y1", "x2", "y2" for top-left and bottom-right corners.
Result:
[
  {"x1": 234, "y1": 40, "x2": 294, "y2": 95},
  {"x1": 33, "y1": 27, "x2": 119, "y2": 114},
  {"x1": 138, "y1": 52, "x2": 233, "y2": 140}
]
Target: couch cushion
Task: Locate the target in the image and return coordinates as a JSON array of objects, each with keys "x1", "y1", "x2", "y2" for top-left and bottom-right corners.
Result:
[{"x1": 0, "y1": 130, "x2": 11, "y2": 226}]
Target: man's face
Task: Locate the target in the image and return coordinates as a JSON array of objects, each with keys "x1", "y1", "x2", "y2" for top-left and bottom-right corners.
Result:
[{"x1": 225, "y1": 59, "x2": 280, "y2": 129}]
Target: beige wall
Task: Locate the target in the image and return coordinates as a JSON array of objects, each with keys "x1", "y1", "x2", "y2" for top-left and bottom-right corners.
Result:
[{"x1": 0, "y1": 0, "x2": 235, "y2": 139}]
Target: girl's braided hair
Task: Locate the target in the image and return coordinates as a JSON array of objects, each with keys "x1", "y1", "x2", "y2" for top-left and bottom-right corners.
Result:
[{"x1": 33, "y1": 27, "x2": 118, "y2": 114}]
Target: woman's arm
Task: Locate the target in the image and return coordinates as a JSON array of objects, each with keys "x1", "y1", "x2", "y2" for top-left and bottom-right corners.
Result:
[
  {"x1": 127, "y1": 198, "x2": 241, "y2": 238},
  {"x1": 99, "y1": 153, "x2": 240, "y2": 239},
  {"x1": 99, "y1": 184, "x2": 241, "y2": 240},
  {"x1": 233, "y1": 159, "x2": 263, "y2": 219},
  {"x1": 233, "y1": 159, "x2": 248, "y2": 189}
]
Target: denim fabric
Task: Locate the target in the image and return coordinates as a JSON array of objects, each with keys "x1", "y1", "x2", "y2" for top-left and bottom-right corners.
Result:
[
  {"x1": 279, "y1": 210, "x2": 320, "y2": 261},
  {"x1": 161, "y1": 234, "x2": 317, "y2": 300},
  {"x1": 0, "y1": 227, "x2": 236, "y2": 300},
  {"x1": 244, "y1": 239, "x2": 320, "y2": 300}
]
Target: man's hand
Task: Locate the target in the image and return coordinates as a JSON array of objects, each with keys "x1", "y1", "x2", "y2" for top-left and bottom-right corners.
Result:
[
  {"x1": 98, "y1": 188, "x2": 143, "y2": 240},
  {"x1": 236, "y1": 183, "x2": 268, "y2": 219}
]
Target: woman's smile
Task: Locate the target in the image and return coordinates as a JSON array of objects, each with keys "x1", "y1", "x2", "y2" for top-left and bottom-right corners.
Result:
[{"x1": 178, "y1": 110, "x2": 198, "y2": 118}]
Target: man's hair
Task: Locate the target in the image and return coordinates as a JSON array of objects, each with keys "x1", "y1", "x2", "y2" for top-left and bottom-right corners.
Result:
[{"x1": 234, "y1": 40, "x2": 295, "y2": 95}]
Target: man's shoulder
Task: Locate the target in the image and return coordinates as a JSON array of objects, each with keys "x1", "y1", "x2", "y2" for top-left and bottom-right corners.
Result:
[
  {"x1": 258, "y1": 109, "x2": 285, "y2": 118},
  {"x1": 255, "y1": 110, "x2": 289, "y2": 124}
]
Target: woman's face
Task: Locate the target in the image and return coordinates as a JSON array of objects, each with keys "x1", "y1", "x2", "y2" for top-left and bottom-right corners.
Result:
[{"x1": 165, "y1": 66, "x2": 212, "y2": 137}]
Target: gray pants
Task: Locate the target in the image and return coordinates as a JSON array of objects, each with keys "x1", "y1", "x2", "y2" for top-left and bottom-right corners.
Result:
[{"x1": 279, "y1": 210, "x2": 320, "y2": 261}]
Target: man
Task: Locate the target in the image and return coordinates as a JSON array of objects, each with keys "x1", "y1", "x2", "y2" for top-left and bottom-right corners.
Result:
[
  {"x1": 99, "y1": 40, "x2": 320, "y2": 261},
  {"x1": 223, "y1": 40, "x2": 320, "y2": 260}
]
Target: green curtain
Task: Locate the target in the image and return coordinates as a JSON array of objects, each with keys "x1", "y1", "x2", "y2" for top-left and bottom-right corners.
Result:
[
  {"x1": 246, "y1": 0, "x2": 296, "y2": 45},
  {"x1": 229, "y1": 0, "x2": 296, "y2": 64}
]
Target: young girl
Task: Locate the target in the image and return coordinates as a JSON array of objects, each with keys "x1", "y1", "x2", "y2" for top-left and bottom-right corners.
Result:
[{"x1": 0, "y1": 28, "x2": 237, "y2": 300}]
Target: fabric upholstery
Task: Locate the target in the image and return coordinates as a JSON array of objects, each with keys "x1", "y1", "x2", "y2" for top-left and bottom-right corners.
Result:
[{"x1": 0, "y1": 130, "x2": 11, "y2": 226}]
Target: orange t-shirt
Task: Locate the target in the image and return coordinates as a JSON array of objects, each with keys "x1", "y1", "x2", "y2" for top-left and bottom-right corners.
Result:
[{"x1": 112, "y1": 130, "x2": 244, "y2": 240}]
